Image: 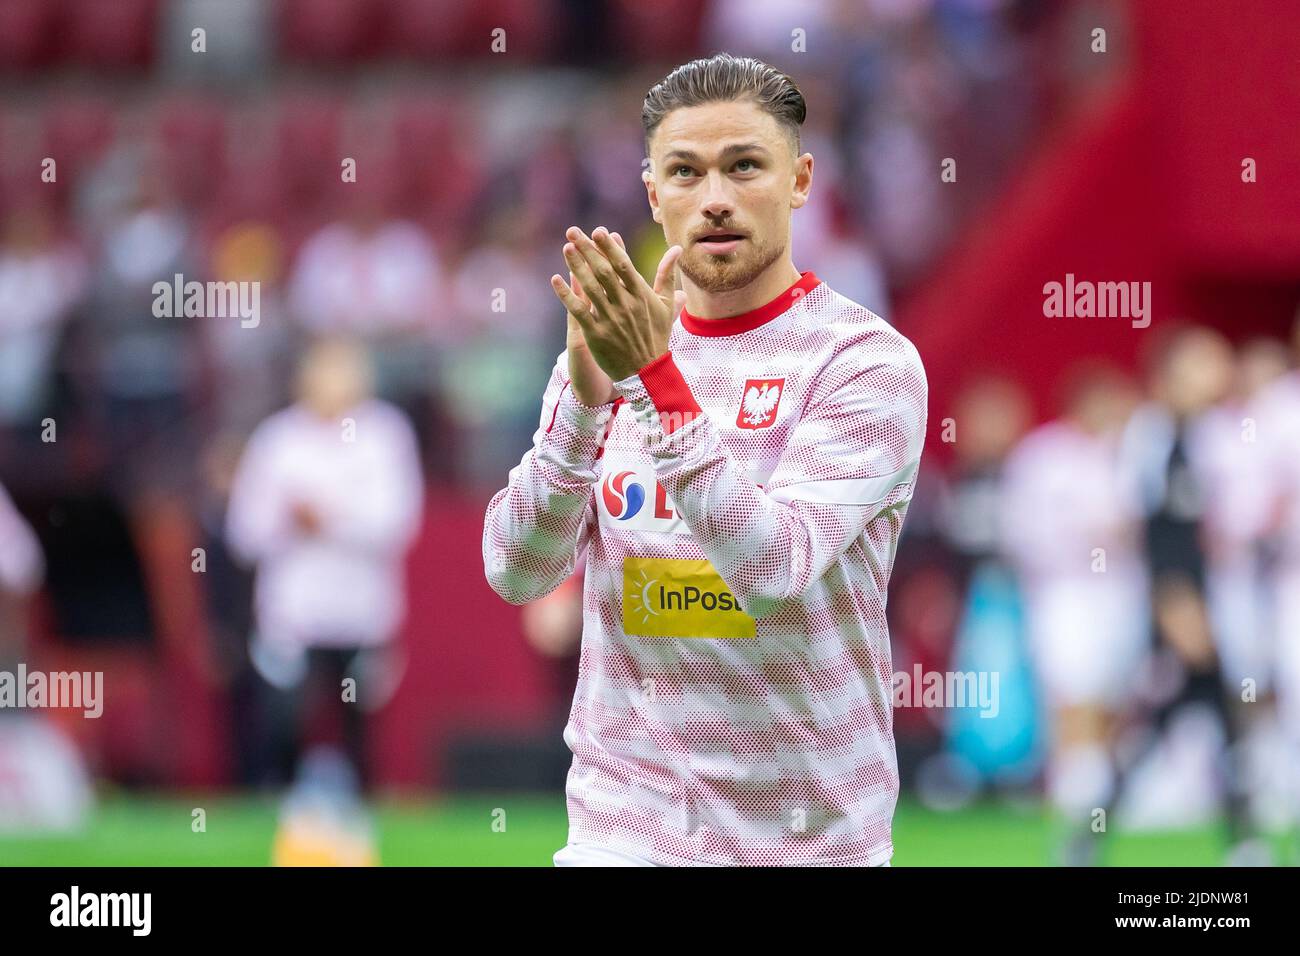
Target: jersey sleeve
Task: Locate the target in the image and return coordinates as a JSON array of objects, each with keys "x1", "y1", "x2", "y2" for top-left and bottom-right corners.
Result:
[
  {"x1": 225, "y1": 420, "x2": 292, "y2": 565},
  {"x1": 482, "y1": 350, "x2": 620, "y2": 605},
  {"x1": 612, "y1": 334, "x2": 928, "y2": 619}
]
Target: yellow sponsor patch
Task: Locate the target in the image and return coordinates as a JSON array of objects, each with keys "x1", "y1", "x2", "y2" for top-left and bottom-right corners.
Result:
[{"x1": 622, "y1": 556, "x2": 756, "y2": 639}]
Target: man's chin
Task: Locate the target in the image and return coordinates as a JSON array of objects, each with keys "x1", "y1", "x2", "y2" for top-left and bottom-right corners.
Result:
[{"x1": 682, "y1": 250, "x2": 774, "y2": 295}]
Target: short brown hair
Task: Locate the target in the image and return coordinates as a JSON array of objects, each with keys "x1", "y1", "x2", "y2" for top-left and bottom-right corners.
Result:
[{"x1": 641, "y1": 53, "x2": 806, "y2": 157}]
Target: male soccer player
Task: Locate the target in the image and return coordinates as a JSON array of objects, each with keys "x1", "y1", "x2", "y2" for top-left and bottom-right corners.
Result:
[{"x1": 483, "y1": 53, "x2": 928, "y2": 866}]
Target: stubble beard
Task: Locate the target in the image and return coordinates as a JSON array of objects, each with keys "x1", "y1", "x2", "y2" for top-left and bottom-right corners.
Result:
[{"x1": 679, "y1": 234, "x2": 786, "y2": 295}]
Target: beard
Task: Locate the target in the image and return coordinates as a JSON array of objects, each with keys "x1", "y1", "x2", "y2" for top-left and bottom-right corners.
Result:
[{"x1": 678, "y1": 232, "x2": 786, "y2": 295}]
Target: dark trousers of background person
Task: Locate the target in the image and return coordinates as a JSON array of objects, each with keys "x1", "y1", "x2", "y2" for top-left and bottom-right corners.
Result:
[
  {"x1": 246, "y1": 646, "x2": 373, "y2": 792},
  {"x1": 1105, "y1": 507, "x2": 1251, "y2": 844}
]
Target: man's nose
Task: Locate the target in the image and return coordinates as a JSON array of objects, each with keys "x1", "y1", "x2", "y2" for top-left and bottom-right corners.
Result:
[{"x1": 699, "y1": 171, "x2": 733, "y2": 220}]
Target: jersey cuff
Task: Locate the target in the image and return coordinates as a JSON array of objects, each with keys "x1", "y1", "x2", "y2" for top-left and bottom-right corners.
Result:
[{"x1": 614, "y1": 352, "x2": 702, "y2": 435}]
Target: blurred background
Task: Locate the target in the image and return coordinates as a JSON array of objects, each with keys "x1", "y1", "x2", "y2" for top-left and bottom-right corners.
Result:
[{"x1": 1, "y1": 0, "x2": 1299, "y2": 865}]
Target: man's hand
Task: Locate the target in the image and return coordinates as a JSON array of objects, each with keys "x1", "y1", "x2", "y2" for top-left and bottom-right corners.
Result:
[
  {"x1": 550, "y1": 226, "x2": 685, "y2": 384},
  {"x1": 556, "y1": 229, "x2": 629, "y2": 407},
  {"x1": 289, "y1": 500, "x2": 323, "y2": 536}
]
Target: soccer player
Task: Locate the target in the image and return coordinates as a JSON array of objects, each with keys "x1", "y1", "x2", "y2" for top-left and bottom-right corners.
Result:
[
  {"x1": 1251, "y1": 312, "x2": 1300, "y2": 862},
  {"x1": 226, "y1": 337, "x2": 423, "y2": 790},
  {"x1": 999, "y1": 366, "x2": 1147, "y2": 865},
  {"x1": 1115, "y1": 328, "x2": 1256, "y2": 861},
  {"x1": 483, "y1": 53, "x2": 928, "y2": 866}
]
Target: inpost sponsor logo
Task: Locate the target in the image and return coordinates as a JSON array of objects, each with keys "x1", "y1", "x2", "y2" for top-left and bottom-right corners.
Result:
[
  {"x1": 152, "y1": 272, "x2": 260, "y2": 328},
  {"x1": 50, "y1": 886, "x2": 151, "y2": 936},
  {"x1": 622, "y1": 556, "x2": 755, "y2": 639},
  {"x1": 0, "y1": 664, "x2": 103, "y2": 718}
]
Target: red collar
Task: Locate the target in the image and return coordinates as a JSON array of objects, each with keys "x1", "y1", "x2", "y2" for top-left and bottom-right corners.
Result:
[{"x1": 679, "y1": 271, "x2": 821, "y2": 337}]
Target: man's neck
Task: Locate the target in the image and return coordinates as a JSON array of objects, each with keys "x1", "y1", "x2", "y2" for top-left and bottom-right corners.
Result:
[{"x1": 680, "y1": 259, "x2": 802, "y2": 320}]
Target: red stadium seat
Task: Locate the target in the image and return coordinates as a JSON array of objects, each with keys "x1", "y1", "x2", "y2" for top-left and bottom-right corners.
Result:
[
  {"x1": 60, "y1": 0, "x2": 159, "y2": 71},
  {"x1": 155, "y1": 96, "x2": 230, "y2": 212},
  {"x1": 387, "y1": 99, "x2": 487, "y2": 238},
  {"x1": 273, "y1": 93, "x2": 347, "y2": 226},
  {"x1": 384, "y1": 0, "x2": 478, "y2": 60},
  {"x1": 388, "y1": 101, "x2": 453, "y2": 210},
  {"x1": 0, "y1": 114, "x2": 39, "y2": 213},
  {"x1": 607, "y1": 0, "x2": 706, "y2": 61},
  {"x1": 0, "y1": 0, "x2": 60, "y2": 72},
  {"x1": 208, "y1": 104, "x2": 289, "y2": 229},
  {"x1": 40, "y1": 97, "x2": 116, "y2": 199},
  {"x1": 278, "y1": 0, "x2": 381, "y2": 63},
  {"x1": 468, "y1": 0, "x2": 559, "y2": 63}
]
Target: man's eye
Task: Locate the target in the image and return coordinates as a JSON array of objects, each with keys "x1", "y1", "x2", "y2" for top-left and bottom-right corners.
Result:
[
  {"x1": 673, "y1": 166, "x2": 695, "y2": 178},
  {"x1": 734, "y1": 159, "x2": 760, "y2": 172}
]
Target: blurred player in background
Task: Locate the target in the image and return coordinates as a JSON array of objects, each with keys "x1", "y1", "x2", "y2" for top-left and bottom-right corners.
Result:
[
  {"x1": 1252, "y1": 311, "x2": 1300, "y2": 862},
  {"x1": 484, "y1": 53, "x2": 928, "y2": 866},
  {"x1": 999, "y1": 365, "x2": 1145, "y2": 865},
  {"x1": 1201, "y1": 337, "x2": 1290, "y2": 700},
  {"x1": 1197, "y1": 336, "x2": 1292, "y2": 856},
  {"x1": 225, "y1": 337, "x2": 423, "y2": 863},
  {"x1": 1115, "y1": 327, "x2": 1262, "y2": 862}
]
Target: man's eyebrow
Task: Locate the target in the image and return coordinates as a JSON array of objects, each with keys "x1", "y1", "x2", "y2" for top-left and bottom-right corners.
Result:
[{"x1": 662, "y1": 143, "x2": 772, "y2": 164}]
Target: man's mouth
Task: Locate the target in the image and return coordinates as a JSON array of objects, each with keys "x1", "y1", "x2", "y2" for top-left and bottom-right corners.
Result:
[{"x1": 696, "y1": 232, "x2": 746, "y2": 254}]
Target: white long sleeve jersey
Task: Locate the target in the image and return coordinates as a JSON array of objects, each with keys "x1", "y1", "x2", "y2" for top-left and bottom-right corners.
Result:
[
  {"x1": 226, "y1": 399, "x2": 424, "y2": 651},
  {"x1": 484, "y1": 271, "x2": 928, "y2": 865}
]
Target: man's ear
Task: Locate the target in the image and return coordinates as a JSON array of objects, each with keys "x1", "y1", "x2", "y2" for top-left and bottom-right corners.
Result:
[
  {"x1": 790, "y1": 152, "x2": 814, "y2": 210},
  {"x1": 643, "y1": 167, "x2": 663, "y2": 223}
]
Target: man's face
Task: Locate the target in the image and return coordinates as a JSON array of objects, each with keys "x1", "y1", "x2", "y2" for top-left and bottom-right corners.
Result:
[
  {"x1": 645, "y1": 99, "x2": 812, "y2": 294},
  {"x1": 297, "y1": 339, "x2": 372, "y2": 419}
]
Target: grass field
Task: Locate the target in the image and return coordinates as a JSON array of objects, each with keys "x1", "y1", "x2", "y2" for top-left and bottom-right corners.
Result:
[{"x1": 0, "y1": 793, "x2": 1269, "y2": 866}]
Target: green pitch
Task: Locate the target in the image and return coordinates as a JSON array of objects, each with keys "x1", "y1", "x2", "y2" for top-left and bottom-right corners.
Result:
[{"x1": 0, "y1": 793, "x2": 1266, "y2": 866}]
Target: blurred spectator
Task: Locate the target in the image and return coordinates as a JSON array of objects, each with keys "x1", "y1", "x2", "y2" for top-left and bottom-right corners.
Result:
[
  {"x1": 224, "y1": 338, "x2": 423, "y2": 788},
  {"x1": 940, "y1": 376, "x2": 1032, "y2": 585},
  {"x1": 927, "y1": 377, "x2": 1040, "y2": 797},
  {"x1": 160, "y1": 0, "x2": 273, "y2": 81},
  {"x1": 0, "y1": 202, "x2": 86, "y2": 431},
  {"x1": 702, "y1": 0, "x2": 834, "y2": 64},
  {"x1": 519, "y1": 567, "x2": 584, "y2": 781},
  {"x1": 204, "y1": 220, "x2": 294, "y2": 434},
  {"x1": 287, "y1": 192, "x2": 442, "y2": 341},
  {"x1": 77, "y1": 154, "x2": 201, "y2": 494},
  {"x1": 286, "y1": 185, "x2": 444, "y2": 468},
  {"x1": 789, "y1": 134, "x2": 891, "y2": 316},
  {"x1": 442, "y1": 207, "x2": 564, "y2": 488}
]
